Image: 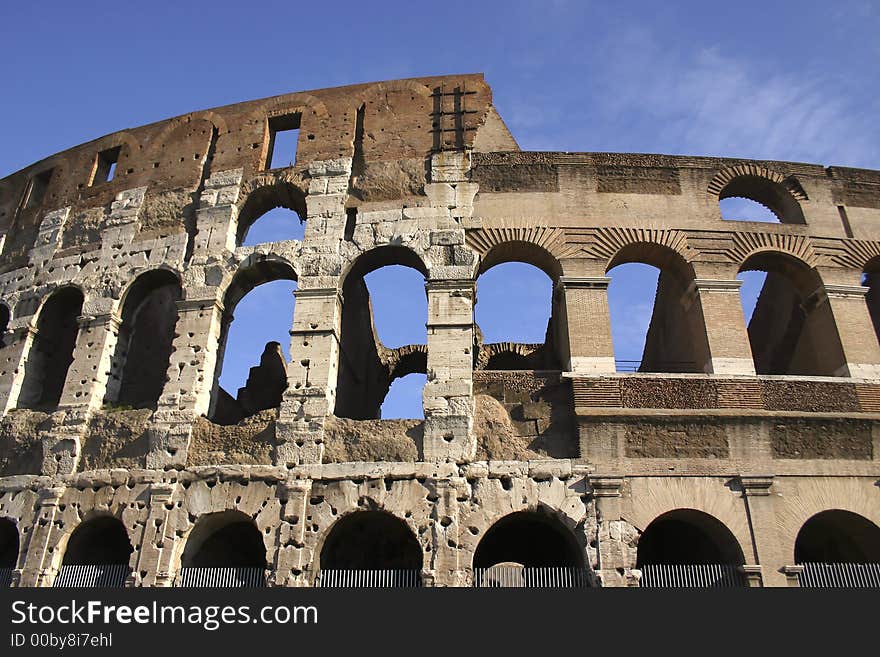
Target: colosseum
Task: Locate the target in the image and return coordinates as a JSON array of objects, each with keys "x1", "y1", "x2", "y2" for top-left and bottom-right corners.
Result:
[{"x1": 0, "y1": 73, "x2": 878, "y2": 589}]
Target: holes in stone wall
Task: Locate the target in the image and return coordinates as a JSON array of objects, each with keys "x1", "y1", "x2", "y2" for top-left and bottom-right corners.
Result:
[{"x1": 18, "y1": 287, "x2": 84, "y2": 410}]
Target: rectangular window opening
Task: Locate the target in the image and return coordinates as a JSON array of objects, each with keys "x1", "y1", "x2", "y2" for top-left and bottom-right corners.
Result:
[
  {"x1": 266, "y1": 113, "x2": 301, "y2": 170},
  {"x1": 91, "y1": 146, "x2": 121, "y2": 185},
  {"x1": 23, "y1": 169, "x2": 53, "y2": 209},
  {"x1": 837, "y1": 205, "x2": 854, "y2": 238},
  {"x1": 344, "y1": 207, "x2": 357, "y2": 241}
]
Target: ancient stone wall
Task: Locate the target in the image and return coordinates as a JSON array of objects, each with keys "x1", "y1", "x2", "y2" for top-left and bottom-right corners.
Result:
[{"x1": 0, "y1": 74, "x2": 879, "y2": 587}]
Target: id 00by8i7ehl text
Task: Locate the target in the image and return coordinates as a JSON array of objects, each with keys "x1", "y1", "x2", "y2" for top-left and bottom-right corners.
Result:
[{"x1": 11, "y1": 632, "x2": 111, "y2": 649}]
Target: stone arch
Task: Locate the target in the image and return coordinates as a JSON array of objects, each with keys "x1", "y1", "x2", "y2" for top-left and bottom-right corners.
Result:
[
  {"x1": 738, "y1": 250, "x2": 844, "y2": 376},
  {"x1": 0, "y1": 301, "x2": 9, "y2": 348},
  {"x1": 636, "y1": 508, "x2": 745, "y2": 566},
  {"x1": 208, "y1": 256, "x2": 298, "y2": 424},
  {"x1": 105, "y1": 268, "x2": 182, "y2": 408},
  {"x1": 794, "y1": 510, "x2": 880, "y2": 564},
  {"x1": 861, "y1": 255, "x2": 880, "y2": 345},
  {"x1": 60, "y1": 514, "x2": 134, "y2": 567},
  {"x1": 0, "y1": 517, "x2": 19, "y2": 570},
  {"x1": 476, "y1": 238, "x2": 564, "y2": 282},
  {"x1": 18, "y1": 286, "x2": 85, "y2": 410},
  {"x1": 709, "y1": 164, "x2": 807, "y2": 225},
  {"x1": 335, "y1": 246, "x2": 429, "y2": 420},
  {"x1": 604, "y1": 241, "x2": 706, "y2": 373},
  {"x1": 361, "y1": 79, "x2": 433, "y2": 100},
  {"x1": 235, "y1": 176, "x2": 307, "y2": 246},
  {"x1": 318, "y1": 509, "x2": 423, "y2": 572},
  {"x1": 473, "y1": 509, "x2": 586, "y2": 569},
  {"x1": 180, "y1": 510, "x2": 268, "y2": 569},
  {"x1": 251, "y1": 93, "x2": 330, "y2": 122},
  {"x1": 476, "y1": 342, "x2": 544, "y2": 370},
  {"x1": 384, "y1": 344, "x2": 428, "y2": 382}
]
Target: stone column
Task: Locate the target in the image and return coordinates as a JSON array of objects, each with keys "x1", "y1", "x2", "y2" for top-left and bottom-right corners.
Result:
[
  {"x1": 423, "y1": 279, "x2": 475, "y2": 462},
  {"x1": 58, "y1": 313, "x2": 120, "y2": 411},
  {"x1": 191, "y1": 169, "x2": 243, "y2": 257},
  {"x1": 556, "y1": 277, "x2": 616, "y2": 374},
  {"x1": 589, "y1": 475, "x2": 632, "y2": 587},
  {"x1": 135, "y1": 483, "x2": 178, "y2": 587},
  {"x1": 739, "y1": 474, "x2": 786, "y2": 587},
  {"x1": 821, "y1": 284, "x2": 880, "y2": 378},
  {"x1": 781, "y1": 565, "x2": 804, "y2": 587},
  {"x1": 148, "y1": 297, "x2": 225, "y2": 469},
  {"x1": 18, "y1": 487, "x2": 65, "y2": 587},
  {"x1": 273, "y1": 479, "x2": 312, "y2": 586},
  {"x1": 276, "y1": 288, "x2": 342, "y2": 466},
  {"x1": 685, "y1": 279, "x2": 756, "y2": 375},
  {"x1": 0, "y1": 325, "x2": 37, "y2": 413},
  {"x1": 428, "y1": 477, "x2": 467, "y2": 587}
]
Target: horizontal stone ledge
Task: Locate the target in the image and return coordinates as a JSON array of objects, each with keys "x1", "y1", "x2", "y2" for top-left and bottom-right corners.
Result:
[{"x1": 574, "y1": 407, "x2": 880, "y2": 420}]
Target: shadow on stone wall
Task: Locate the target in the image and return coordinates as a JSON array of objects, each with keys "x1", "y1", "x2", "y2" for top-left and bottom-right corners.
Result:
[{"x1": 322, "y1": 416, "x2": 422, "y2": 462}]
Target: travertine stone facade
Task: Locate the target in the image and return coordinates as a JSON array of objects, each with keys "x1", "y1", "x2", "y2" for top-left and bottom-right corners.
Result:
[{"x1": 0, "y1": 74, "x2": 879, "y2": 587}]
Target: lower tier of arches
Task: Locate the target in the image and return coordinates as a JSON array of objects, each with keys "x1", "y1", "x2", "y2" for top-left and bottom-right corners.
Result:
[{"x1": 0, "y1": 468, "x2": 878, "y2": 588}]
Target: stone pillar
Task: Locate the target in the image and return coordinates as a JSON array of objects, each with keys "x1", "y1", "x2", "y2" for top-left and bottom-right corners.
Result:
[
  {"x1": 685, "y1": 279, "x2": 756, "y2": 375},
  {"x1": 148, "y1": 297, "x2": 226, "y2": 469},
  {"x1": 58, "y1": 313, "x2": 120, "y2": 411},
  {"x1": 821, "y1": 284, "x2": 880, "y2": 378},
  {"x1": 556, "y1": 277, "x2": 616, "y2": 374},
  {"x1": 191, "y1": 169, "x2": 243, "y2": 257},
  {"x1": 781, "y1": 565, "x2": 804, "y2": 587},
  {"x1": 741, "y1": 564, "x2": 764, "y2": 587},
  {"x1": 0, "y1": 325, "x2": 37, "y2": 413},
  {"x1": 18, "y1": 486, "x2": 65, "y2": 587},
  {"x1": 423, "y1": 279, "x2": 475, "y2": 462},
  {"x1": 274, "y1": 479, "x2": 312, "y2": 586},
  {"x1": 135, "y1": 483, "x2": 178, "y2": 587},
  {"x1": 739, "y1": 474, "x2": 786, "y2": 587},
  {"x1": 276, "y1": 288, "x2": 342, "y2": 466},
  {"x1": 428, "y1": 477, "x2": 467, "y2": 587},
  {"x1": 590, "y1": 475, "x2": 632, "y2": 587}
]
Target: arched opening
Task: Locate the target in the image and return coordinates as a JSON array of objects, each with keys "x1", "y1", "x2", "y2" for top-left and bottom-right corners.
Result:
[
  {"x1": 209, "y1": 259, "x2": 296, "y2": 425},
  {"x1": 863, "y1": 259, "x2": 880, "y2": 346},
  {"x1": 55, "y1": 516, "x2": 132, "y2": 587},
  {"x1": 18, "y1": 287, "x2": 84, "y2": 410},
  {"x1": 606, "y1": 245, "x2": 706, "y2": 373},
  {"x1": 179, "y1": 511, "x2": 267, "y2": 587},
  {"x1": 485, "y1": 350, "x2": 531, "y2": 370},
  {"x1": 334, "y1": 248, "x2": 428, "y2": 420},
  {"x1": 105, "y1": 270, "x2": 181, "y2": 409},
  {"x1": 795, "y1": 510, "x2": 880, "y2": 564},
  {"x1": 475, "y1": 257, "x2": 558, "y2": 370},
  {"x1": 319, "y1": 510, "x2": 422, "y2": 586},
  {"x1": 719, "y1": 197, "x2": 780, "y2": 223},
  {"x1": 473, "y1": 511, "x2": 584, "y2": 569},
  {"x1": 236, "y1": 182, "x2": 306, "y2": 246},
  {"x1": 637, "y1": 510, "x2": 744, "y2": 566},
  {"x1": 738, "y1": 251, "x2": 844, "y2": 376},
  {"x1": 718, "y1": 175, "x2": 805, "y2": 225},
  {"x1": 637, "y1": 509, "x2": 745, "y2": 588},
  {"x1": 0, "y1": 518, "x2": 19, "y2": 586},
  {"x1": 0, "y1": 303, "x2": 9, "y2": 348},
  {"x1": 381, "y1": 373, "x2": 427, "y2": 419}
]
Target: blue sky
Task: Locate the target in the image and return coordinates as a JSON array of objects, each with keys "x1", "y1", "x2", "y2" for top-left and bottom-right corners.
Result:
[{"x1": 2, "y1": 1, "x2": 878, "y2": 417}]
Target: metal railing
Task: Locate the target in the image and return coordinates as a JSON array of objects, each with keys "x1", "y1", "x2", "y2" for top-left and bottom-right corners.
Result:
[
  {"x1": 53, "y1": 564, "x2": 130, "y2": 588},
  {"x1": 177, "y1": 567, "x2": 266, "y2": 587},
  {"x1": 0, "y1": 567, "x2": 12, "y2": 588},
  {"x1": 473, "y1": 566, "x2": 592, "y2": 588},
  {"x1": 798, "y1": 563, "x2": 880, "y2": 588},
  {"x1": 317, "y1": 569, "x2": 422, "y2": 588},
  {"x1": 615, "y1": 360, "x2": 698, "y2": 373},
  {"x1": 639, "y1": 564, "x2": 746, "y2": 588}
]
